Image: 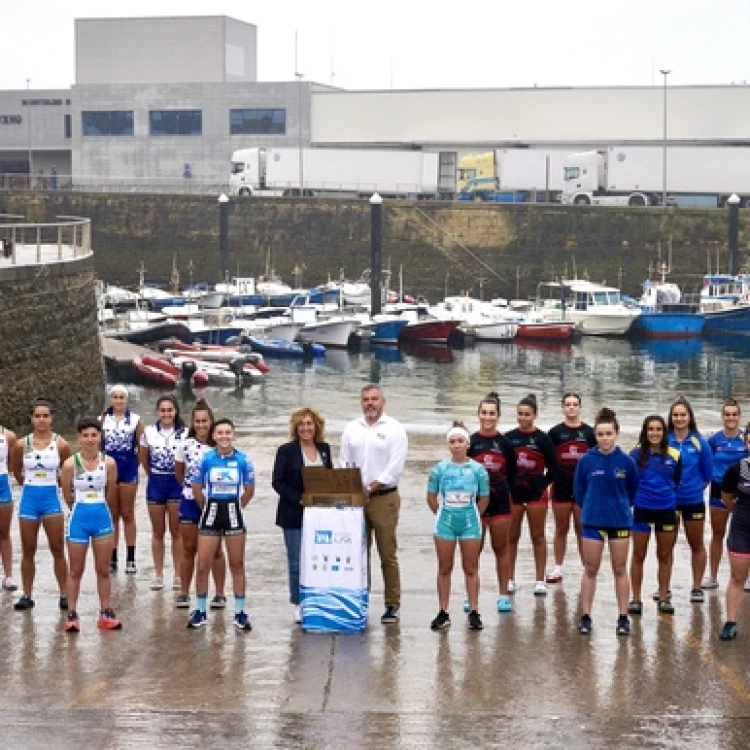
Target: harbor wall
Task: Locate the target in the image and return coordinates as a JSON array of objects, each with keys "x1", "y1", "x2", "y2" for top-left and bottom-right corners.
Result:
[
  {"x1": 0, "y1": 255, "x2": 104, "y2": 432},
  {"x1": 0, "y1": 191, "x2": 744, "y2": 301}
]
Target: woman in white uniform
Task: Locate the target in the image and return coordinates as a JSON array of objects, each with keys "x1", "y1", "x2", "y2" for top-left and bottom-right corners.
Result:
[{"x1": 0, "y1": 418, "x2": 18, "y2": 591}]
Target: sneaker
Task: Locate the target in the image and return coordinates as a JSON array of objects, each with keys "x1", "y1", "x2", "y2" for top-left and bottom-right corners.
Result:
[
  {"x1": 719, "y1": 621, "x2": 738, "y2": 641},
  {"x1": 468, "y1": 610, "x2": 483, "y2": 630},
  {"x1": 578, "y1": 614, "x2": 593, "y2": 635},
  {"x1": 616, "y1": 615, "x2": 631, "y2": 636},
  {"x1": 546, "y1": 568, "x2": 563, "y2": 584},
  {"x1": 65, "y1": 611, "x2": 80, "y2": 632},
  {"x1": 59, "y1": 594, "x2": 68, "y2": 611},
  {"x1": 150, "y1": 577, "x2": 164, "y2": 591},
  {"x1": 652, "y1": 588, "x2": 672, "y2": 602},
  {"x1": 210, "y1": 595, "x2": 228, "y2": 610},
  {"x1": 508, "y1": 579, "x2": 517, "y2": 595},
  {"x1": 462, "y1": 599, "x2": 470, "y2": 613},
  {"x1": 172, "y1": 578, "x2": 182, "y2": 591},
  {"x1": 110, "y1": 560, "x2": 118, "y2": 573},
  {"x1": 13, "y1": 595, "x2": 34, "y2": 611},
  {"x1": 430, "y1": 610, "x2": 451, "y2": 631},
  {"x1": 125, "y1": 561, "x2": 137, "y2": 575},
  {"x1": 497, "y1": 595, "x2": 513, "y2": 613},
  {"x1": 701, "y1": 575, "x2": 719, "y2": 590},
  {"x1": 187, "y1": 609, "x2": 207, "y2": 629},
  {"x1": 234, "y1": 611, "x2": 253, "y2": 631},
  {"x1": 690, "y1": 588, "x2": 705, "y2": 603},
  {"x1": 627, "y1": 599, "x2": 643, "y2": 616},
  {"x1": 96, "y1": 608, "x2": 123, "y2": 630},
  {"x1": 658, "y1": 599, "x2": 675, "y2": 615},
  {"x1": 175, "y1": 594, "x2": 191, "y2": 609},
  {"x1": 2, "y1": 576, "x2": 17, "y2": 591},
  {"x1": 294, "y1": 605, "x2": 302, "y2": 624},
  {"x1": 745, "y1": 577, "x2": 750, "y2": 593},
  {"x1": 381, "y1": 606, "x2": 400, "y2": 624},
  {"x1": 533, "y1": 581, "x2": 548, "y2": 597}
]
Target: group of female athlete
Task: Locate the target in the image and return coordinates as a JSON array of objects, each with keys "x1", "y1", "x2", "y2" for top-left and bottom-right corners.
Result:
[
  {"x1": 0, "y1": 389, "x2": 255, "y2": 632},
  {"x1": 427, "y1": 392, "x2": 750, "y2": 641}
]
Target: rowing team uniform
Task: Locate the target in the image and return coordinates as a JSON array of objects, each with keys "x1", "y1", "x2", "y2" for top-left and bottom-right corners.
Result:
[
  {"x1": 67, "y1": 452, "x2": 114, "y2": 544},
  {"x1": 175, "y1": 438, "x2": 211, "y2": 524},
  {"x1": 18, "y1": 434, "x2": 64, "y2": 521},
  {"x1": 708, "y1": 430, "x2": 748, "y2": 510},
  {"x1": 196, "y1": 448, "x2": 255, "y2": 536},
  {"x1": 668, "y1": 430, "x2": 712, "y2": 522},
  {"x1": 629, "y1": 447, "x2": 682, "y2": 533},
  {"x1": 428, "y1": 458, "x2": 490, "y2": 542},
  {"x1": 102, "y1": 409, "x2": 141, "y2": 484},
  {"x1": 548, "y1": 422, "x2": 596, "y2": 504},
  {"x1": 0, "y1": 427, "x2": 11, "y2": 504},
  {"x1": 721, "y1": 458, "x2": 750, "y2": 557},
  {"x1": 141, "y1": 422, "x2": 184, "y2": 504},
  {"x1": 504, "y1": 427, "x2": 557, "y2": 506},
  {"x1": 468, "y1": 432, "x2": 516, "y2": 521}
]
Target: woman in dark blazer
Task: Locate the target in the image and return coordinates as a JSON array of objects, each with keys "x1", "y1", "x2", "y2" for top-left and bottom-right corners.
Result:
[{"x1": 272, "y1": 407, "x2": 332, "y2": 623}]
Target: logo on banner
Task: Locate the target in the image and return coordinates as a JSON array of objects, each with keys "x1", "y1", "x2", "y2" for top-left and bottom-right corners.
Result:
[
  {"x1": 334, "y1": 532, "x2": 352, "y2": 544},
  {"x1": 315, "y1": 531, "x2": 333, "y2": 544}
]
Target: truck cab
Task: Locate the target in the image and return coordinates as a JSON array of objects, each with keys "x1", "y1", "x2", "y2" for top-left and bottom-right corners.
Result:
[
  {"x1": 456, "y1": 151, "x2": 496, "y2": 192},
  {"x1": 229, "y1": 148, "x2": 265, "y2": 196},
  {"x1": 562, "y1": 151, "x2": 604, "y2": 204}
]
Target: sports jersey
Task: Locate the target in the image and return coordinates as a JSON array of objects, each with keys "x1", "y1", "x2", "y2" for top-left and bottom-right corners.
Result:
[
  {"x1": 721, "y1": 459, "x2": 750, "y2": 510},
  {"x1": 175, "y1": 438, "x2": 211, "y2": 500},
  {"x1": 71, "y1": 452, "x2": 107, "y2": 505},
  {"x1": 468, "y1": 432, "x2": 516, "y2": 514},
  {"x1": 427, "y1": 458, "x2": 490, "y2": 512},
  {"x1": 504, "y1": 427, "x2": 557, "y2": 504},
  {"x1": 0, "y1": 426, "x2": 9, "y2": 476},
  {"x1": 708, "y1": 431, "x2": 747, "y2": 496},
  {"x1": 629, "y1": 447, "x2": 681, "y2": 510},
  {"x1": 140, "y1": 422, "x2": 184, "y2": 475},
  {"x1": 196, "y1": 448, "x2": 255, "y2": 501},
  {"x1": 22, "y1": 433, "x2": 60, "y2": 486},
  {"x1": 668, "y1": 430, "x2": 712, "y2": 506},
  {"x1": 548, "y1": 422, "x2": 596, "y2": 501},
  {"x1": 67, "y1": 452, "x2": 113, "y2": 544},
  {"x1": 102, "y1": 409, "x2": 140, "y2": 463}
]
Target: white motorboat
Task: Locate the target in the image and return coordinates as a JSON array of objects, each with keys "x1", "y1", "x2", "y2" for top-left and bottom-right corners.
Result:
[
  {"x1": 342, "y1": 281, "x2": 370, "y2": 306},
  {"x1": 298, "y1": 317, "x2": 361, "y2": 348},
  {"x1": 471, "y1": 320, "x2": 518, "y2": 341}
]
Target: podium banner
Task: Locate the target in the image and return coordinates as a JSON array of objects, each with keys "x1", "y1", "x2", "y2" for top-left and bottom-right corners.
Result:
[{"x1": 300, "y1": 506, "x2": 368, "y2": 633}]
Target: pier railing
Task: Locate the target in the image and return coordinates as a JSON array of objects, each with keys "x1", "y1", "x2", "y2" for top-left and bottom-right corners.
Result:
[{"x1": 0, "y1": 215, "x2": 92, "y2": 266}]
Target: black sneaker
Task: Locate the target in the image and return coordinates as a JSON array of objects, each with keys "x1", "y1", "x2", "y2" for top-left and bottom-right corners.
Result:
[
  {"x1": 430, "y1": 610, "x2": 451, "y2": 631},
  {"x1": 627, "y1": 599, "x2": 643, "y2": 616},
  {"x1": 468, "y1": 610, "x2": 483, "y2": 630},
  {"x1": 381, "y1": 606, "x2": 399, "y2": 624},
  {"x1": 59, "y1": 594, "x2": 69, "y2": 611},
  {"x1": 616, "y1": 615, "x2": 631, "y2": 636},
  {"x1": 578, "y1": 614, "x2": 593, "y2": 635},
  {"x1": 719, "y1": 621, "x2": 738, "y2": 641},
  {"x1": 658, "y1": 599, "x2": 675, "y2": 615},
  {"x1": 14, "y1": 595, "x2": 35, "y2": 611}
]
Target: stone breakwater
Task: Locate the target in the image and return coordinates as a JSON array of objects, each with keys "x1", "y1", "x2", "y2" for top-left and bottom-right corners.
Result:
[{"x1": 0, "y1": 254, "x2": 104, "y2": 431}]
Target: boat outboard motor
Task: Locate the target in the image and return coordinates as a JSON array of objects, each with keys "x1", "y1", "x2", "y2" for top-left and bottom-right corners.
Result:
[
  {"x1": 228, "y1": 357, "x2": 252, "y2": 387},
  {"x1": 301, "y1": 340, "x2": 314, "y2": 363},
  {"x1": 180, "y1": 360, "x2": 198, "y2": 382}
]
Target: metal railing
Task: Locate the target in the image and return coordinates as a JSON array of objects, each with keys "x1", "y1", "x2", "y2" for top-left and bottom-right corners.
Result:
[{"x1": 0, "y1": 214, "x2": 92, "y2": 266}]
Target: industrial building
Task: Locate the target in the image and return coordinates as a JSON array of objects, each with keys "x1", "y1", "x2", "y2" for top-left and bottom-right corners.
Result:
[{"x1": 1, "y1": 15, "x2": 750, "y2": 191}]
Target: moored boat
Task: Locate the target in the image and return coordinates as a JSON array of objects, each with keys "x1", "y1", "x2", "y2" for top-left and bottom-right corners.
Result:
[
  {"x1": 399, "y1": 319, "x2": 459, "y2": 345},
  {"x1": 133, "y1": 356, "x2": 177, "y2": 388},
  {"x1": 358, "y1": 317, "x2": 409, "y2": 345},
  {"x1": 247, "y1": 336, "x2": 326, "y2": 359},
  {"x1": 515, "y1": 321, "x2": 577, "y2": 340}
]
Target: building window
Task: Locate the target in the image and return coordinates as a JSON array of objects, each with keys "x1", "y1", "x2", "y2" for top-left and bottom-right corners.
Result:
[
  {"x1": 230, "y1": 108, "x2": 286, "y2": 135},
  {"x1": 82, "y1": 111, "x2": 134, "y2": 136},
  {"x1": 64, "y1": 114, "x2": 71, "y2": 139},
  {"x1": 149, "y1": 110, "x2": 202, "y2": 136}
]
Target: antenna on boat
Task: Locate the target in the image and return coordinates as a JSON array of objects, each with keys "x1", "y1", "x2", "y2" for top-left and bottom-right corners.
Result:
[
  {"x1": 137, "y1": 262, "x2": 146, "y2": 294},
  {"x1": 571, "y1": 255, "x2": 578, "y2": 280}
]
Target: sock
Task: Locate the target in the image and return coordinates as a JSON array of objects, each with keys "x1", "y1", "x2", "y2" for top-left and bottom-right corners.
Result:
[
  {"x1": 726, "y1": 620, "x2": 737, "y2": 627},
  {"x1": 111, "y1": 549, "x2": 118, "y2": 563},
  {"x1": 196, "y1": 594, "x2": 207, "y2": 614},
  {"x1": 234, "y1": 595, "x2": 246, "y2": 615},
  {"x1": 126, "y1": 546, "x2": 136, "y2": 563}
]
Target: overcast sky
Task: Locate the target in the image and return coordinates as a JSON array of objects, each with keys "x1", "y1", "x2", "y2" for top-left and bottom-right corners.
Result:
[{"x1": 3, "y1": 0, "x2": 750, "y2": 91}]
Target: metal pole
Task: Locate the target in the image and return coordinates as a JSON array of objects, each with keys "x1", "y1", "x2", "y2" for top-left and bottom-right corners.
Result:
[
  {"x1": 728, "y1": 193, "x2": 740, "y2": 276},
  {"x1": 370, "y1": 193, "x2": 383, "y2": 315},
  {"x1": 659, "y1": 69, "x2": 671, "y2": 207},
  {"x1": 296, "y1": 73, "x2": 304, "y2": 196},
  {"x1": 26, "y1": 78, "x2": 32, "y2": 187},
  {"x1": 218, "y1": 194, "x2": 229, "y2": 279}
]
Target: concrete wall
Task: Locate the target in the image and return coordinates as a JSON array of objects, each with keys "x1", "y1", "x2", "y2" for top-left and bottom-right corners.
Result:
[
  {"x1": 0, "y1": 192, "x2": 742, "y2": 306},
  {"x1": 0, "y1": 254, "x2": 104, "y2": 432}
]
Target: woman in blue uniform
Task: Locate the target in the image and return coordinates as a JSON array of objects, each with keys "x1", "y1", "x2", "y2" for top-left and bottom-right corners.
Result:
[
  {"x1": 628, "y1": 415, "x2": 681, "y2": 616},
  {"x1": 706, "y1": 399, "x2": 747, "y2": 589},
  {"x1": 101, "y1": 385, "x2": 143, "y2": 574},
  {"x1": 60, "y1": 417, "x2": 122, "y2": 632},
  {"x1": 11, "y1": 399, "x2": 71, "y2": 611},
  {"x1": 574, "y1": 408, "x2": 638, "y2": 636},
  {"x1": 0, "y1": 417, "x2": 18, "y2": 591},
  {"x1": 427, "y1": 422, "x2": 489, "y2": 631}
]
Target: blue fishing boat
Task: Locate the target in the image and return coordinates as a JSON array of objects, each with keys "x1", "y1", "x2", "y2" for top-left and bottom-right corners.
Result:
[
  {"x1": 700, "y1": 274, "x2": 750, "y2": 333},
  {"x1": 359, "y1": 318, "x2": 409, "y2": 345},
  {"x1": 629, "y1": 279, "x2": 704, "y2": 339},
  {"x1": 248, "y1": 336, "x2": 326, "y2": 359}
]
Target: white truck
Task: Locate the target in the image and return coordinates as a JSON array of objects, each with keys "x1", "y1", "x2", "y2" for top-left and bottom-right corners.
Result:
[
  {"x1": 562, "y1": 147, "x2": 750, "y2": 207},
  {"x1": 230, "y1": 147, "x2": 456, "y2": 199}
]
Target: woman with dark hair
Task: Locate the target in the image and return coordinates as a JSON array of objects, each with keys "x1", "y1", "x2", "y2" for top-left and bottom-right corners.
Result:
[
  {"x1": 718, "y1": 427, "x2": 750, "y2": 640},
  {"x1": 505, "y1": 394, "x2": 557, "y2": 597},
  {"x1": 628, "y1": 415, "x2": 682, "y2": 616},
  {"x1": 11, "y1": 398, "x2": 71, "y2": 611},
  {"x1": 705, "y1": 398, "x2": 747, "y2": 590},
  {"x1": 667, "y1": 396, "x2": 712, "y2": 604},
  {"x1": 272, "y1": 407, "x2": 333, "y2": 623},
  {"x1": 547, "y1": 392, "x2": 596, "y2": 585},
  {"x1": 101, "y1": 384, "x2": 144, "y2": 575},
  {"x1": 139, "y1": 395, "x2": 186, "y2": 591},
  {"x1": 0, "y1": 409, "x2": 18, "y2": 591},
  {"x1": 574, "y1": 408, "x2": 638, "y2": 636},
  {"x1": 467, "y1": 391, "x2": 517, "y2": 614},
  {"x1": 174, "y1": 399, "x2": 227, "y2": 610}
]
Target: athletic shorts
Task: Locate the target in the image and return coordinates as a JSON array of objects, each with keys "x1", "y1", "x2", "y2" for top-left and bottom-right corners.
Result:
[
  {"x1": 728, "y1": 508, "x2": 750, "y2": 556},
  {"x1": 582, "y1": 525, "x2": 631, "y2": 542},
  {"x1": 482, "y1": 492, "x2": 511, "y2": 522},
  {"x1": 710, "y1": 483, "x2": 729, "y2": 510},
  {"x1": 434, "y1": 506, "x2": 482, "y2": 542},
  {"x1": 198, "y1": 499, "x2": 245, "y2": 536},
  {"x1": 0, "y1": 474, "x2": 11, "y2": 504},
  {"x1": 18, "y1": 485, "x2": 64, "y2": 521},
  {"x1": 179, "y1": 497, "x2": 201, "y2": 525},
  {"x1": 67, "y1": 503, "x2": 114, "y2": 544},
  {"x1": 112, "y1": 454, "x2": 139, "y2": 484},
  {"x1": 146, "y1": 473, "x2": 183, "y2": 505},
  {"x1": 676, "y1": 502, "x2": 705, "y2": 523},
  {"x1": 632, "y1": 506, "x2": 677, "y2": 534}
]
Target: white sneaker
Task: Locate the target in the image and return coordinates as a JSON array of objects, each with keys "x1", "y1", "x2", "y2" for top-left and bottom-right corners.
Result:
[
  {"x1": 2, "y1": 576, "x2": 17, "y2": 591},
  {"x1": 533, "y1": 581, "x2": 548, "y2": 597},
  {"x1": 294, "y1": 605, "x2": 302, "y2": 624},
  {"x1": 508, "y1": 579, "x2": 517, "y2": 594},
  {"x1": 150, "y1": 577, "x2": 164, "y2": 591},
  {"x1": 701, "y1": 576, "x2": 719, "y2": 590},
  {"x1": 172, "y1": 578, "x2": 182, "y2": 591}
]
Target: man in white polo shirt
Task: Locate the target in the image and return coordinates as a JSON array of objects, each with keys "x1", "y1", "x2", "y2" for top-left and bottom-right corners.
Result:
[{"x1": 340, "y1": 384, "x2": 408, "y2": 624}]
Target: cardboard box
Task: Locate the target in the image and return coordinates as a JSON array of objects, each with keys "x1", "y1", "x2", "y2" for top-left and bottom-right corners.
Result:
[{"x1": 302, "y1": 467, "x2": 366, "y2": 507}]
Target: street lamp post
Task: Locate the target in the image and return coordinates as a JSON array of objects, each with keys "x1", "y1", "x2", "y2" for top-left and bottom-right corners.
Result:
[
  {"x1": 370, "y1": 193, "x2": 383, "y2": 315},
  {"x1": 295, "y1": 71, "x2": 304, "y2": 196},
  {"x1": 218, "y1": 193, "x2": 230, "y2": 280},
  {"x1": 659, "y1": 69, "x2": 671, "y2": 208},
  {"x1": 26, "y1": 78, "x2": 33, "y2": 186}
]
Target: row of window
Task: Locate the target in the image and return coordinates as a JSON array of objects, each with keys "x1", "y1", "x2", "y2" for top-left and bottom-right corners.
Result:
[{"x1": 80, "y1": 108, "x2": 287, "y2": 137}]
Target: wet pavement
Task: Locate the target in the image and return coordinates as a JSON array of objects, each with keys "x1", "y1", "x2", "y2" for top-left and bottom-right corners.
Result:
[{"x1": 2, "y1": 433, "x2": 750, "y2": 748}]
